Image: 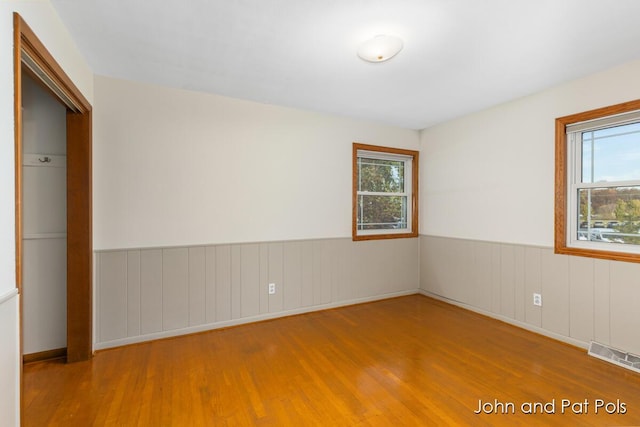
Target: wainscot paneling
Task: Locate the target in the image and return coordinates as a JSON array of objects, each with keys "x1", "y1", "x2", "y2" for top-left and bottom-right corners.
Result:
[
  {"x1": 95, "y1": 237, "x2": 419, "y2": 349},
  {"x1": 0, "y1": 290, "x2": 19, "y2": 427},
  {"x1": 420, "y1": 235, "x2": 640, "y2": 355}
]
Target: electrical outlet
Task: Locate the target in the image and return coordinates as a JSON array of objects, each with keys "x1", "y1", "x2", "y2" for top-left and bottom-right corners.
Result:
[
  {"x1": 533, "y1": 293, "x2": 542, "y2": 307},
  {"x1": 268, "y1": 283, "x2": 276, "y2": 295}
]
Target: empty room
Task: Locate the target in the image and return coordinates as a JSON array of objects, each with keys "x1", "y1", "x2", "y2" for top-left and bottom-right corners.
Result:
[{"x1": 2, "y1": 0, "x2": 640, "y2": 425}]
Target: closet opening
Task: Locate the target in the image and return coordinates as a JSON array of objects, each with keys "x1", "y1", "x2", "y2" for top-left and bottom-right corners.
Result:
[{"x1": 14, "y1": 13, "x2": 93, "y2": 364}]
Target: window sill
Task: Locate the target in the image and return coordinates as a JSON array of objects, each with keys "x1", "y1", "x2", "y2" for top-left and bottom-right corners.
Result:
[
  {"x1": 555, "y1": 244, "x2": 640, "y2": 264},
  {"x1": 353, "y1": 231, "x2": 418, "y2": 242}
]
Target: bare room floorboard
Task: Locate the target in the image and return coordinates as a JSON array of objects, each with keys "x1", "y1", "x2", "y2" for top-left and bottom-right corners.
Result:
[{"x1": 23, "y1": 294, "x2": 640, "y2": 426}]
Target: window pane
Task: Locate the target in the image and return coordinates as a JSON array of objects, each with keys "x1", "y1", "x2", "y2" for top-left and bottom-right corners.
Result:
[
  {"x1": 357, "y1": 195, "x2": 407, "y2": 230},
  {"x1": 581, "y1": 122, "x2": 640, "y2": 183},
  {"x1": 577, "y1": 186, "x2": 640, "y2": 245},
  {"x1": 358, "y1": 157, "x2": 405, "y2": 193}
]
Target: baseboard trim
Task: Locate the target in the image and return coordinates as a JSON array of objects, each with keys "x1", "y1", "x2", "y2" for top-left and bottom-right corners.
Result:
[
  {"x1": 418, "y1": 289, "x2": 589, "y2": 350},
  {"x1": 23, "y1": 347, "x2": 67, "y2": 364},
  {"x1": 95, "y1": 289, "x2": 419, "y2": 351}
]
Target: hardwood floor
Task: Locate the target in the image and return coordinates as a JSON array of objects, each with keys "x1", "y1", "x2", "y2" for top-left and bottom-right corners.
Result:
[{"x1": 23, "y1": 295, "x2": 640, "y2": 426}]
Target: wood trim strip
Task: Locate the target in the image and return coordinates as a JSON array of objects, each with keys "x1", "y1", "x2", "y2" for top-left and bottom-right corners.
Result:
[
  {"x1": 14, "y1": 14, "x2": 23, "y2": 292},
  {"x1": 23, "y1": 348, "x2": 67, "y2": 365},
  {"x1": 13, "y1": 19, "x2": 25, "y2": 427},
  {"x1": 352, "y1": 143, "x2": 419, "y2": 241},
  {"x1": 554, "y1": 117, "x2": 567, "y2": 254},
  {"x1": 16, "y1": 15, "x2": 91, "y2": 113},
  {"x1": 66, "y1": 110, "x2": 93, "y2": 362},
  {"x1": 554, "y1": 98, "x2": 640, "y2": 263}
]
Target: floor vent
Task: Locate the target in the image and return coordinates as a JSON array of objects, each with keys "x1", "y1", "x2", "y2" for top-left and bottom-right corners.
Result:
[{"x1": 588, "y1": 341, "x2": 640, "y2": 374}]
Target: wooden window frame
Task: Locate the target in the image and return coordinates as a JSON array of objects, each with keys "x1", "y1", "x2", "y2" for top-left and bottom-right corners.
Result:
[
  {"x1": 352, "y1": 143, "x2": 419, "y2": 241},
  {"x1": 555, "y1": 99, "x2": 640, "y2": 263}
]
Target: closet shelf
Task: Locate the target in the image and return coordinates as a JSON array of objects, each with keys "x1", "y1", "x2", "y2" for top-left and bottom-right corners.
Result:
[{"x1": 23, "y1": 232, "x2": 66, "y2": 240}]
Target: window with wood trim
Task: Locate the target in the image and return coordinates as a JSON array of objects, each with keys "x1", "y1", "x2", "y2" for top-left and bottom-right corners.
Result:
[
  {"x1": 353, "y1": 143, "x2": 418, "y2": 241},
  {"x1": 555, "y1": 99, "x2": 640, "y2": 263}
]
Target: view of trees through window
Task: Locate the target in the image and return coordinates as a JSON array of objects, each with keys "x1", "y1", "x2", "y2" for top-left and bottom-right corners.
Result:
[
  {"x1": 578, "y1": 187, "x2": 640, "y2": 245},
  {"x1": 356, "y1": 157, "x2": 407, "y2": 230},
  {"x1": 577, "y1": 121, "x2": 640, "y2": 245}
]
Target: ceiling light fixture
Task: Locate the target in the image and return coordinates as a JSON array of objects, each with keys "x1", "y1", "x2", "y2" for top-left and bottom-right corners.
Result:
[{"x1": 357, "y1": 35, "x2": 403, "y2": 63}]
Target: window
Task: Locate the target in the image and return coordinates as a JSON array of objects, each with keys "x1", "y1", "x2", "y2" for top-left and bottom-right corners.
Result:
[
  {"x1": 556, "y1": 100, "x2": 640, "y2": 263},
  {"x1": 352, "y1": 143, "x2": 418, "y2": 241}
]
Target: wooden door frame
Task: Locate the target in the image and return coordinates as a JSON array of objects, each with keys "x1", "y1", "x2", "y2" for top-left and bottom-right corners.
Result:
[{"x1": 14, "y1": 13, "x2": 93, "y2": 363}]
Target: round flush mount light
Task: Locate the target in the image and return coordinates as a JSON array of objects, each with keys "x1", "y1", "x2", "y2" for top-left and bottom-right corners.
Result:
[{"x1": 357, "y1": 35, "x2": 403, "y2": 63}]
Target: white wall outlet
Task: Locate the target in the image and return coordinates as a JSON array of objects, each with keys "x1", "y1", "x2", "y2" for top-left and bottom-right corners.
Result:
[
  {"x1": 268, "y1": 283, "x2": 276, "y2": 295},
  {"x1": 533, "y1": 293, "x2": 542, "y2": 307}
]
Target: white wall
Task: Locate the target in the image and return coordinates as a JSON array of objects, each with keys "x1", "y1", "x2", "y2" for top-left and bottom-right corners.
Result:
[
  {"x1": 22, "y1": 74, "x2": 68, "y2": 354},
  {"x1": 93, "y1": 75, "x2": 420, "y2": 250},
  {"x1": 0, "y1": 291, "x2": 19, "y2": 427},
  {"x1": 0, "y1": 1, "x2": 93, "y2": 425},
  {"x1": 419, "y1": 60, "x2": 640, "y2": 356},
  {"x1": 420, "y1": 59, "x2": 640, "y2": 246},
  {"x1": 92, "y1": 76, "x2": 421, "y2": 352}
]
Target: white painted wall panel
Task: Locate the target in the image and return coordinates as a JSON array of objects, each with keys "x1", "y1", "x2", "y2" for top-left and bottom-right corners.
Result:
[
  {"x1": 319, "y1": 240, "x2": 333, "y2": 305},
  {"x1": 471, "y1": 242, "x2": 493, "y2": 312},
  {"x1": 95, "y1": 237, "x2": 418, "y2": 349},
  {"x1": 420, "y1": 235, "x2": 640, "y2": 355},
  {"x1": 609, "y1": 262, "x2": 640, "y2": 355},
  {"x1": 215, "y1": 246, "x2": 232, "y2": 322},
  {"x1": 363, "y1": 238, "x2": 418, "y2": 296},
  {"x1": 0, "y1": 293, "x2": 19, "y2": 427},
  {"x1": 268, "y1": 243, "x2": 284, "y2": 313},
  {"x1": 540, "y1": 249, "x2": 569, "y2": 337},
  {"x1": 350, "y1": 241, "x2": 371, "y2": 299},
  {"x1": 188, "y1": 247, "x2": 206, "y2": 327},
  {"x1": 300, "y1": 242, "x2": 314, "y2": 308},
  {"x1": 455, "y1": 239, "x2": 476, "y2": 305},
  {"x1": 419, "y1": 236, "x2": 442, "y2": 296},
  {"x1": 97, "y1": 251, "x2": 127, "y2": 342},
  {"x1": 524, "y1": 247, "x2": 542, "y2": 328},
  {"x1": 22, "y1": 238, "x2": 67, "y2": 353},
  {"x1": 205, "y1": 246, "x2": 217, "y2": 323},
  {"x1": 127, "y1": 251, "x2": 141, "y2": 336},
  {"x1": 259, "y1": 244, "x2": 269, "y2": 315},
  {"x1": 500, "y1": 245, "x2": 516, "y2": 318},
  {"x1": 230, "y1": 246, "x2": 242, "y2": 319},
  {"x1": 335, "y1": 239, "x2": 352, "y2": 301},
  {"x1": 568, "y1": 256, "x2": 595, "y2": 343},
  {"x1": 513, "y1": 246, "x2": 526, "y2": 323},
  {"x1": 490, "y1": 244, "x2": 501, "y2": 313},
  {"x1": 593, "y1": 259, "x2": 611, "y2": 345},
  {"x1": 162, "y1": 248, "x2": 189, "y2": 330},
  {"x1": 283, "y1": 242, "x2": 302, "y2": 311},
  {"x1": 240, "y1": 244, "x2": 260, "y2": 318},
  {"x1": 140, "y1": 249, "x2": 163, "y2": 334},
  {"x1": 312, "y1": 241, "x2": 323, "y2": 306}
]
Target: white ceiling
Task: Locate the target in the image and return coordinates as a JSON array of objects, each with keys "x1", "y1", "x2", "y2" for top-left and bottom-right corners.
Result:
[{"x1": 50, "y1": 0, "x2": 640, "y2": 130}]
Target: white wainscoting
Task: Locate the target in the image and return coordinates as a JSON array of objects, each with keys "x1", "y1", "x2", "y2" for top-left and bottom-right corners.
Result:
[
  {"x1": 0, "y1": 289, "x2": 19, "y2": 427},
  {"x1": 95, "y1": 237, "x2": 419, "y2": 349},
  {"x1": 420, "y1": 235, "x2": 640, "y2": 355}
]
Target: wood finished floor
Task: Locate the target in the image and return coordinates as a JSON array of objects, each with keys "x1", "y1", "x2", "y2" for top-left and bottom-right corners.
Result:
[{"x1": 23, "y1": 295, "x2": 640, "y2": 426}]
